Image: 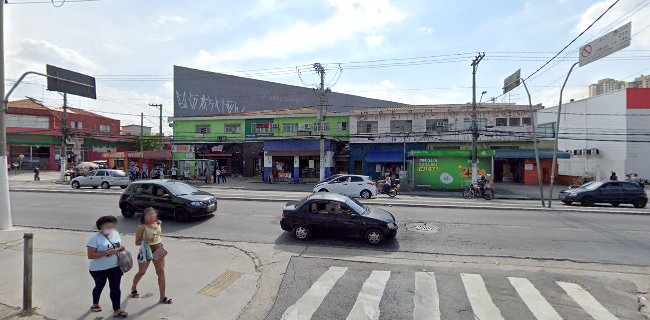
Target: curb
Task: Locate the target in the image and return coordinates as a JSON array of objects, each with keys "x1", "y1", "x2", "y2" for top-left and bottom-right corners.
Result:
[{"x1": 9, "y1": 188, "x2": 649, "y2": 215}]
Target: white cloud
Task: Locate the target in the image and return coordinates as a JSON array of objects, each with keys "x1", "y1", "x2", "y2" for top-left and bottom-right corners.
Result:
[
  {"x1": 364, "y1": 34, "x2": 385, "y2": 47},
  {"x1": 533, "y1": 86, "x2": 588, "y2": 108},
  {"x1": 102, "y1": 43, "x2": 132, "y2": 55},
  {"x1": 337, "y1": 80, "x2": 434, "y2": 105},
  {"x1": 8, "y1": 38, "x2": 102, "y2": 74},
  {"x1": 195, "y1": 0, "x2": 405, "y2": 66},
  {"x1": 419, "y1": 26, "x2": 434, "y2": 34},
  {"x1": 157, "y1": 15, "x2": 187, "y2": 25}
]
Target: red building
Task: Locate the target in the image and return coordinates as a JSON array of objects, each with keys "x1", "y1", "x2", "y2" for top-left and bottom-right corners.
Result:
[{"x1": 6, "y1": 98, "x2": 135, "y2": 170}]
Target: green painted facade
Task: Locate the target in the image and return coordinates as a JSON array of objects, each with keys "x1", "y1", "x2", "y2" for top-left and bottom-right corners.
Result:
[{"x1": 173, "y1": 119, "x2": 246, "y2": 144}]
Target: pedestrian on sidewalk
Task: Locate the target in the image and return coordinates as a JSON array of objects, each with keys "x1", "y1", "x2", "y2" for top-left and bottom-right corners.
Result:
[
  {"x1": 130, "y1": 208, "x2": 173, "y2": 305},
  {"x1": 142, "y1": 163, "x2": 148, "y2": 179},
  {"x1": 216, "y1": 168, "x2": 221, "y2": 184},
  {"x1": 159, "y1": 167, "x2": 165, "y2": 180},
  {"x1": 33, "y1": 166, "x2": 40, "y2": 181},
  {"x1": 87, "y1": 215, "x2": 128, "y2": 318},
  {"x1": 221, "y1": 168, "x2": 227, "y2": 183},
  {"x1": 171, "y1": 166, "x2": 178, "y2": 180}
]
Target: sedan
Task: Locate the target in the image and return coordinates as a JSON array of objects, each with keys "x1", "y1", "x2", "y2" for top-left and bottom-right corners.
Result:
[
  {"x1": 71, "y1": 169, "x2": 130, "y2": 189},
  {"x1": 280, "y1": 193, "x2": 398, "y2": 245},
  {"x1": 312, "y1": 174, "x2": 377, "y2": 199},
  {"x1": 559, "y1": 181, "x2": 647, "y2": 208}
]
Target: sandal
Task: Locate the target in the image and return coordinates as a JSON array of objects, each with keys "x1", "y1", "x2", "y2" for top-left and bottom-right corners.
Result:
[
  {"x1": 90, "y1": 305, "x2": 102, "y2": 312},
  {"x1": 130, "y1": 290, "x2": 140, "y2": 298},
  {"x1": 113, "y1": 310, "x2": 128, "y2": 318},
  {"x1": 159, "y1": 297, "x2": 173, "y2": 304}
]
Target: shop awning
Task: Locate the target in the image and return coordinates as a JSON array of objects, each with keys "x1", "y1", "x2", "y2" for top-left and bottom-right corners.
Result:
[
  {"x1": 266, "y1": 151, "x2": 320, "y2": 156},
  {"x1": 366, "y1": 151, "x2": 404, "y2": 163},
  {"x1": 494, "y1": 149, "x2": 571, "y2": 159}
]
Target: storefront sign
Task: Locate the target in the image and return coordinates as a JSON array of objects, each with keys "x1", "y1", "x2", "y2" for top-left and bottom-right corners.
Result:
[
  {"x1": 308, "y1": 160, "x2": 315, "y2": 169},
  {"x1": 525, "y1": 163, "x2": 533, "y2": 171},
  {"x1": 172, "y1": 145, "x2": 194, "y2": 153},
  {"x1": 211, "y1": 145, "x2": 224, "y2": 152},
  {"x1": 413, "y1": 155, "x2": 492, "y2": 189},
  {"x1": 101, "y1": 151, "x2": 143, "y2": 159}
]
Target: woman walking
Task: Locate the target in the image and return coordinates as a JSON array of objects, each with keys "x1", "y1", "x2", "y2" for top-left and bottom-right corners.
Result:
[
  {"x1": 87, "y1": 216, "x2": 128, "y2": 318},
  {"x1": 130, "y1": 207, "x2": 172, "y2": 304}
]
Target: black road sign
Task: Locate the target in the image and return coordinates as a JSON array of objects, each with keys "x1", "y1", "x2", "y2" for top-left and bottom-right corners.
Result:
[
  {"x1": 46, "y1": 65, "x2": 96, "y2": 99},
  {"x1": 503, "y1": 69, "x2": 521, "y2": 94}
]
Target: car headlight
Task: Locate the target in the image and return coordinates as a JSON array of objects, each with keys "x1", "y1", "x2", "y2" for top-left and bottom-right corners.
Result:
[
  {"x1": 387, "y1": 222, "x2": 397, "y2": 229},
  {"x1": 190, "y1": 201, "x2": 206, "y2": 207}
]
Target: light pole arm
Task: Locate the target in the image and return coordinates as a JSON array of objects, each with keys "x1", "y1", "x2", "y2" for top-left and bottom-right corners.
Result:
[{"x1": 4, "y1": 71, "x2": 95, "y2": 108}]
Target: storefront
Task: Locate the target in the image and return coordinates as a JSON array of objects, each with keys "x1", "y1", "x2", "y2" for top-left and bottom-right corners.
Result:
[
  {"x1": 263, "y1": 139, "x2": 335, "y2": 184},
  {"x1": 350, "y1": 142, "x2": 427, "y2": 180},
  {"x1": 409, "y1": 150, "x2": 494, "y2": 190},
  {"x1": 101, "y1": 150, "x2": 172, "y2": 173},
  {"x1": 493, "y1": 149, "x2": 570, "y2": 185}
]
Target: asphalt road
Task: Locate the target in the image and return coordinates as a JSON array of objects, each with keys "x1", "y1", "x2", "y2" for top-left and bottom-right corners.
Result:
[{"x1": 9, "y1": 191, "x2": 650, "y2": 266}]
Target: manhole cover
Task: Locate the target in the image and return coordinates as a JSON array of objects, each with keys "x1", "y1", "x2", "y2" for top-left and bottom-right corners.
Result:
[{"x1": 406, "y1": 223, "x2": 439, "y2": 233}]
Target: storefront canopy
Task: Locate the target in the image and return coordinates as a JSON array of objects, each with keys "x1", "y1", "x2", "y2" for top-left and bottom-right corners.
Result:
[
  {"x1": 366, "y1": 151, "x2": 404, "y2": 163},
  {"x1": 494, "y1": 149, "x2": 570, "y2": 159}
]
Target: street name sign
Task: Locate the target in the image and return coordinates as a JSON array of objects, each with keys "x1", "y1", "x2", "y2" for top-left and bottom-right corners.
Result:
[
  {"x1": 503, "y1": 69, "x2": 521, "y2": 94},
  {"x1": 579, "y1": 22, "x2": 631, "y2": 67},
  {"x1": 46, "y1": 65, "x2": 97, "y2": 99}
]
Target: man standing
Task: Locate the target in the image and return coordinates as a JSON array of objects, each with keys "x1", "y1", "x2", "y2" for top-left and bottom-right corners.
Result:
[
  {"x1": 216, "y1": 168, "x2": 221, "y2": 184},
  {"x1": 171, "y1": 165, "x2": 178, "y2": 180},
  {"x1": 221, "y1": 168, "x2": 227, "y2": 183},
  {"x1": 33, "y1": 165, "x2": 40, "y2": 181},
  {"x1": 159, "y1": 166, "x2": 165, "y2": 180},
  {"x1": 142, "y1": 163, "x2": 148, "y2": 179}
]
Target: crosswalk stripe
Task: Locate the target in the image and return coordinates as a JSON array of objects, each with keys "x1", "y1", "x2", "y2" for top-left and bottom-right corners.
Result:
[
  {"x1": 557, "y1": 281, "x2": 619, "y2": 320},
  {"x1": 346, "y1": 270, "x2": 391, "y2": 320},
  {"x1": 508, "y1": 277, "x2": 563, "y2": 320},
  {"x1": 461, "y1": 273, "x2": 505, "y2": 320},
  {"x1": 281, "y1": 266, "x2": 348, "y2": 320},
  {"x1": 413, "y1": 272, "x2": 441, "y2": 320}
]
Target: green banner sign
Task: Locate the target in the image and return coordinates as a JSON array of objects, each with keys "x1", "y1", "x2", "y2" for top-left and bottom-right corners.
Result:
[{"x1": 413, "y1": 155, "x2": 492, "y2": 190}]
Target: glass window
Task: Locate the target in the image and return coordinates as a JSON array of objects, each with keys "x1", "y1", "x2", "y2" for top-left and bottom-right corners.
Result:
[
  {"x1": 99, "y1": 125, "x2": 111, "y2": 132},
  {"x1": 253, "y1": 123, "x2": 272, "y2": 134},
  {"x1": 496, "y1": 118, "x2": 508, "y2": 127},
  {"x1": 308, "y1": 201, "x2": 328, "y2": 214},
  {"x1": 345, "y1": 198, "x2": 368, "y2": 215},
  {"x1": 331, "y1": 176, "x2": 348, "y2": 183},
  {"x1": 509, "y1": 118, "x2": 521, "y2": 126},
  {"x1": 537, "y1": 122, "x2": 556, "y2": 138},
  {"x1": 357, "y1": 121, "x2": 378, "y2": 134},
  {"x1": 337, "y1": 122, "x2": 349, "y2": 131},
  {"x1": 426, "y1": 119, "x2": 449, "y2": 132},
  {"x1": 165, "y1": 182, "x2": 198, "y2": 195},
  {"x1": 522, "y1": 117, "x2": 532, "y2": 126},
  {"x1": 350, "y1": 176, "x2": 363, "y2": 182},
  {"x1": 283, "y1": 123, "x2": 298, "y2": 133},
  {"x1": 195, "y1": 125, "x2": 211, "y2": 134},
  {"x1": 313, "y1": 122, "x2": 330, "y2": 132},
  {"x1": 224, "y1": 124, "x2": 241, "y2": 134},
  {"x1": 390, "y1": 120, "x2": 412, "y2": 133},
  {"x1": 463, "y1": 118, "x2": 487, "y2": 130},
  {"x1": 111, "y1": 170, "x2": 127, "y2": 177}
]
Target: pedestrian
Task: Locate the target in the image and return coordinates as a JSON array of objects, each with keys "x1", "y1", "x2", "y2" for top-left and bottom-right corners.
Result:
[
  {"x1": 33, "y1": 165, "x2": 40, "y2": 181},
  {"x1": 212, "y1": 162, "x2": 218, "y2": 184},
  {"x1": 610, "y1": 172, "x2": 618, "y2": 181},
  {"x1": 170, "y1": 166, "x2": 178, "y2": 180},
  {"x1": 221, "y1": 168, "x2": 227, "y2": 183},
  {"x1": 142, "y1": 163, "x2": 148, "y2": 179},
  {"x1": 159, "y1": 167, "x2": 165, "y2": 180},
  {"x1": 183, "y1": 168, "x2": 190, "y2": 181},
  {"x1": 193, "y1": 166, "x2": 199, "y2": 182},
  {"x1": 87, "y1": 215, "x2": 128, "y2": 318},
  {"x1": 130, "y1": 207, "x2": 172, "y2": 305},
  {"x1": 215, "y1": 168, "x2": 221, "y2": 184}
]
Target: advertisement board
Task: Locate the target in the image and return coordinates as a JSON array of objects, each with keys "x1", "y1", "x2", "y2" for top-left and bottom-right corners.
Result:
[{"x1": 411, "y1": 150, "x2": 494, "y2": 190}]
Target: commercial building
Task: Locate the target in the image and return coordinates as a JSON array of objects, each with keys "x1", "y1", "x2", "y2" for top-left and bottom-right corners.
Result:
[
  {"x1": 537, "y1": 88, "x2": 650, "y2": 183},
  {"x1": 6, "y1": 98, "x2": 133, "y2": 170},
  {"x1": 120, "y1": 124, "x2": 152, "y2": 136}
]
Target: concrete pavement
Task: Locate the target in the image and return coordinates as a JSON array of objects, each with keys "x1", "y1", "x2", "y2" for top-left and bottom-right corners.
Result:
[{"x1": 0, "y1": 228, "x2": 259, "y2": 320}]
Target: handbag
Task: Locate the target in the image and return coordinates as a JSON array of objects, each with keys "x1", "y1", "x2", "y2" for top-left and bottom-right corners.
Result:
[
  {"x1": 103, "y1": 233, "x2": 133, "y2": 273},
  {"x1": 137, "y1": 242, "x2": 153, "y2": 264},
  {"x1": 152, "y1": 246, "x2": 168, "y2": 263}
]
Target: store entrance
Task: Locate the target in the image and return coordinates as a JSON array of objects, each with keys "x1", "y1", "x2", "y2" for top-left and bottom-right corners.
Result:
[{"x1": 494, "y1": 159, "x2": 524, "y2": 183}]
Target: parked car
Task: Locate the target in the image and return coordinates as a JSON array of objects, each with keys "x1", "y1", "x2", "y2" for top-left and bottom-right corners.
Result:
[
  {"x1": 312, "y1": 174, "x2": 377, "y2": 199},
  {"x1": 280, "y1": 193, "x2": 398, "y2": 245},
  {"x1": 71, "y1": 169, "x2": 130, "y2": 189},
  {"x1": 119, "y1": 180, "x2": 217, "y2": 222},
  {"x1": 559, "y1": 181, "x2": 647, "y2": 208}
]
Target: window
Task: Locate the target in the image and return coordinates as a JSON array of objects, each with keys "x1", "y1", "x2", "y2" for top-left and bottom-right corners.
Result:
[
  {"x1": 224, "y1": 124, "x2": 241, "y2": 134},
  {"x1": 390, "y1": 120, "x2": 412, "y2": 133},
  {"x1": 357, "y1": 121, "x2": 378, "y2": 133},
  {"x1": 522, "y1": 117, "x2": 532, "y2": 126},
  {"x1": 337, "y1": 122, "x2": 349, "y2": 131},
  {"x1": 496, "y1": 118, "x2": 508, "y2": 127},
  {"x1": 426, "y1": 119, "x2": 449, "y2": 132},
  {"x1": 537, "y1": 122, "x2": 555, "y2": 138},
  {"x1": 111, "y1": 170, "x2": 126, "y2": 177},
  {"x1": 70, "y1": 121, "x2": 83, "y2": 129},
  {"x1": 349, "y1": 176, "x2": 363, "y2": 182},
  {"x1": 99, "y1": 125, "x2": 111, "y2": 133},
  {"x1": 252, "y1": 123, "x2": 272, "y2": 134},
  {"x1": 463, "y1": 118, "x2": 487, "y2": 131},
  {"x1": 331, "y1": 176, "x2": 348, "y2": 183},
  {"x1": 283, "y1": 123, "x2": 298, "y2": 133},
  {"x1": 195, "y1": 124, "x2": 211, "y2": 134},
  {"x1": 313, "y1": 122, "x2": 330, "y2": 132},
  {"x1": 509, "y1": 118, "x2": 521, "y2": 126},
  {"x1": 95, "y1": 170, "x2": 106, "y2": 176}
]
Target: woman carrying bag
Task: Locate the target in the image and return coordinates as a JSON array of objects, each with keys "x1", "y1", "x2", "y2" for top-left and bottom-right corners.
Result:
[{"x1": 130, "y1": 207, "x2": 172, "y2": 304}]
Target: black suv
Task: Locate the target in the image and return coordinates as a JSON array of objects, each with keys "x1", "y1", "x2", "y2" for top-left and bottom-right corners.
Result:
[
  {"x1": 119, "y1": 180, "x2": 217, "y2": 222},
  {"x1": 280, "y1": 193, "x2": 398, "y2": 245},
  {"x1": 559, "y1": 181, "x2": 647, "y2": 208}
]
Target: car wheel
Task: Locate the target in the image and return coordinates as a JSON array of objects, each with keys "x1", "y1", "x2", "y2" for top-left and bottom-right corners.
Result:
[
  {"x1": 174, "y1": 208, "x2": 191, "y2": 222},
  {"x1": 562, "y1": 200, "x2": 572, "y2": 205},
  {"x1": 71, "y1": 181, "x2": 80, "y2": 189},
  {"x1": 611, "y1": 202, "x2": 620, "y2": 207},
  {"x1": 101, "y1": 182, "x2": 110, "y2": 189},
  {"x1": 293, "y1": 225, "x2": 310, "y2": 240},
  {"x1": 633, "y1": 198, "x2": 647, "y2": 208},
  {"x1": 121, "y1": 204, "x2": 135, "y2": 218},
  {"x1": 120, "y1": 185, "x2": 127, "y2": 189},
  {"x1": 365, "y1": 228, "x2": 383, "y2": 245},
  {"x1": 318, "y1": 189, "x2": 329, "y2": 192},
  {"x1": 580, "y1": 196, "x2": 595, "y2": 207},
  {"x1": 360, "y1": 189, "x2": 372, "y2": 199}
]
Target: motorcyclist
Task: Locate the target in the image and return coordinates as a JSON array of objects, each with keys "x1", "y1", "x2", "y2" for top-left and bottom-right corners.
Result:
[
  {"x1": 478, "y1": 175, "x2": 487, "y2": 196},
  {"x1": 382, "y1": 175, "x2": 393, "y2": 194}
]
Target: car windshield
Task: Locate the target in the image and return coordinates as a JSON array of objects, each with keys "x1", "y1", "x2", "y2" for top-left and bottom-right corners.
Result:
[
  {"x1": 580, "y1": 181, "x2": 604, "y2": 190},
  {"x1": 165, "y1": 183, "x2": 199, "y2": 196},
  {"x1": 111, "y1": 170, "x2": 126, "y2": 177},
  {"x1": 345, "y1": 198, "x2": 368, "y2": 215}
]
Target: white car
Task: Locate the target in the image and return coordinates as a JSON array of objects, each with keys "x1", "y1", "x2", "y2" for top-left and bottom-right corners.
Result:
[
  {"x1": 71, "y1": 169, "x2": 130, "y2": 189},
  {"x1": 312, "y1": 174, "x2": 378, "y2": 199}
]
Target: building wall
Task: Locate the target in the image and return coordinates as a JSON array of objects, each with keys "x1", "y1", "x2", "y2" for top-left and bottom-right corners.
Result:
[
  {"x1": 271, "y1": 115, "x2": 350, "y2": 140},
  {"x1": 173, "y1": 118, "x2": 246, "y2": 144}
]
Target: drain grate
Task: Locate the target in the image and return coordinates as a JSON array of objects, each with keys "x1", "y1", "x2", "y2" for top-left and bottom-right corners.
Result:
[{"x1": 406, "y1": 223, "x2": 439, "y2": 233}]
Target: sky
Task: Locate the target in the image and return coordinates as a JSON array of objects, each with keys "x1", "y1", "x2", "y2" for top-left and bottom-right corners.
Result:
[{"x1": 4, "y1": 0, "x2": 650, "y2": 135}]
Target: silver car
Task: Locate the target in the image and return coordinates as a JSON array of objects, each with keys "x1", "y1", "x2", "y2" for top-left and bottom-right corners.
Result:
[{"x1": 71, "y1": 169, "x2": 130, "y2": 189}]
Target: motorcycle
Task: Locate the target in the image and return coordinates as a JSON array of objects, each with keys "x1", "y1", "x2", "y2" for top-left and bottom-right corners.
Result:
[
  {"x1": 377, "y1": 180, "x2": 399, "y2": 198},
  {"x1": 463, "y1": 183, "x2": 494, "y2": 200}
]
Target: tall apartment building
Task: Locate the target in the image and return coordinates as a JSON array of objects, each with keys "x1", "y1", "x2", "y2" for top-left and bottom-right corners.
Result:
[{"x1": 588, "y1": 75, "x2": 650, "y2": 97}]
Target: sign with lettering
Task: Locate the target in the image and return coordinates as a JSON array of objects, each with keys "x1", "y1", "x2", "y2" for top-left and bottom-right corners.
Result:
[{"x1": 579, "y1": 22, "x2": 631, "y2": 67}]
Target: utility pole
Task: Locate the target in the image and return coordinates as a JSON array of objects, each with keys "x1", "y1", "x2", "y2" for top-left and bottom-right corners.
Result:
[
  {"x1": 149, "y1": 104, "x2": 163, "y2": 150},
  {"x1": 58, "y1": 93, "x2": 68, "y2": 182},
  {"x1": 470, "y1": 52, "x2": 485, "y2": 184},
  {"x1": 314, "y1": 63, "x2": 327, "y2": 181},
  {"x1": 140, "y1": 113, "x2": 144, "y2": 153},
  {"x1": 0, "y1": 0, "x2": 12, "y2": 230}
]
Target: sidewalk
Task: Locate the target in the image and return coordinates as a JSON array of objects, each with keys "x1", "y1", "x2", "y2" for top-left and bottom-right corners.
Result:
[{"x1": 0, "y1": 227, "x2": 259, "y2": 320}]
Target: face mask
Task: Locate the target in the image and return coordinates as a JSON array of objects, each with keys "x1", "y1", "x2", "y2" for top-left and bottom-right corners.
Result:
[{"x1": 101, "y1": 228, "x2": 114, "y2": 236}]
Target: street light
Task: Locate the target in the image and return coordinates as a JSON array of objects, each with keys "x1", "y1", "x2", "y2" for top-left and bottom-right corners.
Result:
[{"x1": 479, "y1": 91, "x2": 487, "y2": 104}]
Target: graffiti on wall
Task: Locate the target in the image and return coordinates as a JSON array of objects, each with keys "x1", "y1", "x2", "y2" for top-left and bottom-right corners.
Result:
[{"x1": 175, "y1": 91, "x2": 245, "y2": 114}]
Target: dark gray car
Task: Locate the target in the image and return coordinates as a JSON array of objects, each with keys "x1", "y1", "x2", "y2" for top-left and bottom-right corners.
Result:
[{"x1": 559, "y1": 181, "x2": 647, "y2": 208}]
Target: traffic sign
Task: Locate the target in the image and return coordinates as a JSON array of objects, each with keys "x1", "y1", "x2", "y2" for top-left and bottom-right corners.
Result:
[
  {"x1": 46, "y1": 65, "x2": 97, "y2": 99},
  {"x1": 579, "y1": 22, "x2": 631, "y2": 67},
  {"x1": 503, "y1": 69, "x2": 521, "y2": 94}
]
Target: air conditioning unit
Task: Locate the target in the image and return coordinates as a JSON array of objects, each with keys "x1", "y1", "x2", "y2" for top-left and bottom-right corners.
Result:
[
  {"x1": 592, "y1": 148, "x2": 600, "y2": 155},
  {"x1": 586, "y1": 149, "x2": 592, "y2": 155},
  {"x1": 574, "y1": 149, "x2": 583, "y2": 156},
  {"x1": 271, "y1": 123, "x2": 279, "y2": 129}
]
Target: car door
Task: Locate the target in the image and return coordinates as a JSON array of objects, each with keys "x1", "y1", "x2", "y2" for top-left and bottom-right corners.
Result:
[
  {"x1": 597, "y1": 182, "x2": 622, "y2": 203},
  {"x1": 326, "y1": 176, "x2": 349, "y2": 195},
  {"x1": 132, "y1": 183, "x2": 154, "y2": 210},
  {"x1": 328, "y1": 200, "x2": 364, "y2": 237},
  {"x1": 348, "y1": 176, "x2": 365, "y2": 197},
  {"x1": 148, "y1": 184, "x2": 175, "y2": 215},
  {"x1": 87, "y1": 170, "x2": 103, "y2": 187},
  {"x1": 305, "y1": 200, "x2": 335, "y2": 233}
]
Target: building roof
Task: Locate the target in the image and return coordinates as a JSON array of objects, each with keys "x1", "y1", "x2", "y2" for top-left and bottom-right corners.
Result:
[
  {"x1": 171, "y1": 107, "x2": 346, "y2": 121},
  {"x1": 7, "y1": 98, "x2": 114, "y2": 120},
  {"x1": 122, "y1": 124, "x2": 152, "y2": 129},
  {"x1": 355, "y1": 103, "x2": 540, "y2": 113}
]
